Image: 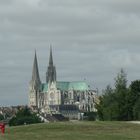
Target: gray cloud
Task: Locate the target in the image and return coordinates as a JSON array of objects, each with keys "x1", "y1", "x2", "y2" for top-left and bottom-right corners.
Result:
[{"x1": 0, "y1": 0, "x2": 140, "y2": 106}]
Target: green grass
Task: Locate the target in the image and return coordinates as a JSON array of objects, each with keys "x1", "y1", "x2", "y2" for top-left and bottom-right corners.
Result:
[{"x1": 0, "y1": 121, "x2": 140, "y2": 140}]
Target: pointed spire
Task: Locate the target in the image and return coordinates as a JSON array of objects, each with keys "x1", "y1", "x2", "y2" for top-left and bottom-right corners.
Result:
[
  {"x1": 32, "y1": 50, "x2": 41, "y2": 85},
  {"x1": 46, "y1": 45, "x2": 57, "y2": 83},
  {"x1": 49, "y1": 45, "x2": 53, "y2": 65}
]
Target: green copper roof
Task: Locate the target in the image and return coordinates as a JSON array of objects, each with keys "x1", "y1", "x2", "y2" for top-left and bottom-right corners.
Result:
[
  {"x1": 57, "y1": 81, "x2": 89, "y2": 91},
  {"x1": 41, "y1": 81, "x2": 89, "y2": 92},
  {"x1": 56, "y1": 82, "x2": 69, "y2": 91}
]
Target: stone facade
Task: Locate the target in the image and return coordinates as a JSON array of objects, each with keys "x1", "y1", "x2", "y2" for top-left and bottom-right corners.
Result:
[{"x1": 29, "y1": 47, "x2": 96, "y2": 119}]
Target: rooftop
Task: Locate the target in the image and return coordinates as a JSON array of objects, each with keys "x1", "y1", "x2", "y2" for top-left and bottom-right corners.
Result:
[{"x1": 40, "y1": 81, "x2": 89, "y2": 92}]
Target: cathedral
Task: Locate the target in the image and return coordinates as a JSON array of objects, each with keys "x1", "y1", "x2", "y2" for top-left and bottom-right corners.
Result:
[{"x1": 29, "y1": 47, "x2": 96, "y2": 119}]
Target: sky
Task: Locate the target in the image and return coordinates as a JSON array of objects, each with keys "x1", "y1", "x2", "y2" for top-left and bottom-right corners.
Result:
[{"x1": 0, "y1": 0, "x2": 140, "y2": 106}]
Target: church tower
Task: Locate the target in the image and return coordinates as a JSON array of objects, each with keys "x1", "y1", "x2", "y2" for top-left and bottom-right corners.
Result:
[
  {"x1": 29, "y1": 51, "x2": 41, "y2": 107},
  {"x1": 46, "y1": 46, "x2": 61, "y2": 105},
  {"x1": 46, "y1": 46, "x2": 57, "y2": 84}
]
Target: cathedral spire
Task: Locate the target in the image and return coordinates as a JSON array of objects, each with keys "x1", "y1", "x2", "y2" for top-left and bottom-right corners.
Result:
[
  {"x1": 46, "y1": 46, "x2": 57, "y2": 83},
  {"x1": 49, "y1": 45, "x2": 53, "y2": 66},
  {"x1": 31, "y1": 50, "x2": 41, "y2": 88}
]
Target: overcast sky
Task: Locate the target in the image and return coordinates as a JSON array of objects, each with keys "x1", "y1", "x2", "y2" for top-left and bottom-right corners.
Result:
[{"x1": 0, "y1": 0, "x2": 140, "y2": 106}]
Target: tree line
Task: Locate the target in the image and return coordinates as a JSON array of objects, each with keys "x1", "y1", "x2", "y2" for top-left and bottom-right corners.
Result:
[{"x1": 96, "y1": 69, "x2": 140, "y2": 121}]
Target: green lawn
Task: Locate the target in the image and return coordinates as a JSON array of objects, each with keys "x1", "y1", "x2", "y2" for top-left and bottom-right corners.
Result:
[{"x1": 0, "y1": 121, "x2": 140, "y2": 140}]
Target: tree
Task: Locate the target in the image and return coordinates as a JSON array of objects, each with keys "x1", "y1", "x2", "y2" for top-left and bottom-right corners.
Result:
[
  {"x1": 130, "y1": 80, "x2": 140, "y2": 120},
  {"x1": 133, "y1": 98, "x2": 140, "y2": 120},
  {"x1": 96, "y1": 69, "x2": 140, "y2": 121},
  {"x1": 9, "y1": 107, "x2": 42, "y2": 126},
  {"x1": 129, "y1": 80, "x2": 140, "y2": 104},
  {"x1": 114, "y1": 69, "x2": 130, "y2": 120},
  {"x1": 96, "y1": 85, "x2": 119, "y2": 120},
  {"x1": 114, "y1": 69, "x2": 127, "y2": 92},
  {"x1": 96, "y1": 69, "x2": 131, "y2": 121}
]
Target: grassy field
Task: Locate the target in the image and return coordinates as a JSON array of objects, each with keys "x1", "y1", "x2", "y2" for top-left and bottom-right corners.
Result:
[{"x1": 0, "y1": 121, "x2": 140, "y2": 140}]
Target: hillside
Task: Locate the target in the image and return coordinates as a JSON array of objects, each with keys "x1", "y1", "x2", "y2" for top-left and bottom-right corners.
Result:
[{"x1": 0, "y1": 121, "x2": 140, "y2": 140}]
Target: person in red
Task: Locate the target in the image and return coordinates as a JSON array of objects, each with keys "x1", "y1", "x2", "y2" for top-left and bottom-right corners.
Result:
[{"x1": 0, "y1": 123, "x2": 5, "y2": 134}]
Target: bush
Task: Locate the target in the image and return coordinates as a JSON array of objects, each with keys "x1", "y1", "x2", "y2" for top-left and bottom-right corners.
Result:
[
  {"x1": 9, "y1": 107, "x2": 42, "y2": 126},
  {"x1": 84, "y1": 112, "x2": 97, "y2": 121},
  {"x1": 0, "y1": 114, "x2": 4, "y2": 121}
]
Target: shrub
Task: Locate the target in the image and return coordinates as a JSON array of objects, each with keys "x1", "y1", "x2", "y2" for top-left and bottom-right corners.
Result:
[{"x1": 9, "y1": 107, "x2": 42, "y2": 126}]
